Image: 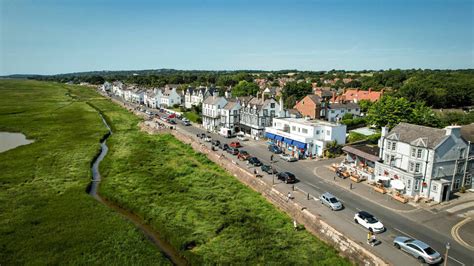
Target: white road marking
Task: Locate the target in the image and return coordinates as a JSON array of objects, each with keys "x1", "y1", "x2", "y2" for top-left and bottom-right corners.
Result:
[
  {"x1": 448, "y1": 256, "x2": 465, "y2": 266},
  {"x1": 393, "y1": 228, "x2": 416, "y2": 239},
  {"x1": 445, "y1": 201, "x2": 474, "y2": 213}
]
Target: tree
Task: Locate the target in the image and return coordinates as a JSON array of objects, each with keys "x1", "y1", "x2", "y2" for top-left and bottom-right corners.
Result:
[
  {"x1": 232, "y1": 80, "x2": 259, "y2": 97},
  {"x1": 366, "y1": 96, "x2": 412, "y2": 128},
  {"x1": 410, "y1": 102, "x2": 442, "y2": 127},
  {"x1": 281, "y1": 81, "x2": 312, "y2": 108}
]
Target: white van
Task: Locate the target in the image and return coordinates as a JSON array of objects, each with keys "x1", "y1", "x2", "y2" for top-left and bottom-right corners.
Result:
[{"x1": 219, "y1": 127, "x2": 234, "y2": 138}]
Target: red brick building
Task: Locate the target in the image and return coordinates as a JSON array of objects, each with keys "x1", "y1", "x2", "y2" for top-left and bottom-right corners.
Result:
[{"x1": 294, "y1": 95, "x2": 329, "y2": 119}]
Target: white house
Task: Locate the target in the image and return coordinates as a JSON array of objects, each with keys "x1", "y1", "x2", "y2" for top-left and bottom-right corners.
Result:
[
  {"x1": 220, "y1": 100, "x2": 241, "y2": 132},
  {"x1": 265, "y1": 118, "x2": 347, "y2": 158},
  {"x1": 112, "y1": 81, "x2": 125, "y2": 98},
  {"x1": 160, "y1": 87, "x2": 181, "y2": 107},
  {"x1": 100, "y1": 81, "x2": 112, "y2": 92},
  {"x1": 239, "y1": 93, "x2": 286, "y2": 137},
  {"x1": 130, "y1": 88, "x2": 145, "y2": 104},
  {"x1": 184, "y1": 86, "x2": 215, "y2": 109},
  {"x1": 374, "y1": 123, "x2": 471, "y2": 202},
  {"x1": 326, "y1": 102, "x2": 360, "y2": 122},
  {"x1": 202, "y1": 96, "x2": 227, "y2": 131}
]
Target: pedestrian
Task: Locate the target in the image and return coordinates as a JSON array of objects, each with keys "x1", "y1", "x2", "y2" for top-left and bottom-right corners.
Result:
[
  {"x1": 293, "y1": 220, "x2": 298, "y2": 231},
  {"x1": 254, "y1": 168, "x2": 257, "y2": 177},
  {"x1": 287, "y1": 192, "x2": 292, "y2": 202},
  {"x1": 270, "y1": 154, "x2": 274, "y2": 162},
  {"x1": 370, "y1": 234, "x2": 377, "y2": 246},
  {"x1": 350, "y1": 183, "x2": 353, "y2": 190},
  {"x1": 367, "y1": 231, "x2": 373, "y2": 244},
  {"x1": 333, "y1": 175, "x2": 336, "y2": 181}
]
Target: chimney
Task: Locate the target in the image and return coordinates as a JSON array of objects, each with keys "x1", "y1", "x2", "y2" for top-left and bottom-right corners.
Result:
[
  {"x1": 381, "y1": 126, "x2": 389, "y2": 138},
  {"x1": 445, "y1": 125, "x2": 461, "y2": 137}
]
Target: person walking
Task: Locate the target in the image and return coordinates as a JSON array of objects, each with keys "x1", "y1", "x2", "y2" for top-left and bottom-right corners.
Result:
[
  {"x1": 367, "y1": 231, "x2": 373, "y2": 244},
  {"x1": 293, "y1": 220, "x2": 298, "y2": 231},
  {"x1": 287, "y1": 192, "x2": 293, "y2": 202}
]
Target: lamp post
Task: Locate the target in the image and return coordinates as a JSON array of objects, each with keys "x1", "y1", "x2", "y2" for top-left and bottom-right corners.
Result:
[
  {"x1": 443, "y1": 242, "x2": 450, "y2": 266},
  {"x1": 271, "y1": 155, "x2": 275, "y2": 185}
]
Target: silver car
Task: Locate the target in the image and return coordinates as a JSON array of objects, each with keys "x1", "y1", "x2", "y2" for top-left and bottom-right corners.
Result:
[
  {"x1": 319, "y1": 192, "x2": 343, "y2": 210},
  {"x1": 393, "y1": 236, "x2": 442, "y2": 264},
  {"x1": 279, "y1": 154, "x2": 297, "y2": 162}
]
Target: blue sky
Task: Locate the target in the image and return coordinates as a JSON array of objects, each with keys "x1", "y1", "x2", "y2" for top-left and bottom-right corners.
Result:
[{"x1": 1, "y1": 0, "x2": 473, "y2": 75}]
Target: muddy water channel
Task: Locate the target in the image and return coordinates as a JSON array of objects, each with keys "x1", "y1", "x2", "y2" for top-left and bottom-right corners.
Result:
[
  {"x1": 0, "y1": 132, "x2": 34, "y2": 153},
  {"x1": 89, "y1": 114, "x2": 187, "y2": 266}
]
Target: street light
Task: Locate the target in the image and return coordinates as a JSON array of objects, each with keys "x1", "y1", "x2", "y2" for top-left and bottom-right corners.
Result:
[{"x1": 443, "y1": 242, "x2": 450, "y2": 266}]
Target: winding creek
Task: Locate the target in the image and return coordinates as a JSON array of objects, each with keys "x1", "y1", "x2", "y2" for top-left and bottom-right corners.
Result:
[{"x1": 89, "y1": 113, "x2": 187, "y2": 266}]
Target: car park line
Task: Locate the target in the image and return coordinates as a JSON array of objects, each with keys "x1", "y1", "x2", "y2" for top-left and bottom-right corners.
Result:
[
  {"x1": 448, "y1": 256, "x2": 465, "y2": 266},
  {"x1": 393, "y1": 228, "x2": 416, "y2": 239}
]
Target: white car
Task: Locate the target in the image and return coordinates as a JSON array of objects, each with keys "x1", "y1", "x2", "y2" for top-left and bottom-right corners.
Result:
[
  {"x1": 204, "y1": 135, "x2": 212, "y2": 142},
  {"x1": 354, "y1": 211, "x2": 385, "y2": 233},
  {"x1": 279, "y1": 154, "x2": 298, "y2": 162},
  {"x1": 237, "y1": 134, "x2": 249, "y2": 141}
]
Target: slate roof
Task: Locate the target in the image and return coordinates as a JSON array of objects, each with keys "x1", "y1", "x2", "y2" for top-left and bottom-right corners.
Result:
[
  {"x1": 203, "y1": 96, "x2": 224, "y2": 105},
  {"x1": 329, "y1": 102, "x2": 360, "y2": 109},
  {"x1": 223, "y1": 101, "x2": 239, "y2": 110},
  {"x1": 460, "y1": 123, "x2": 474, "y2": 143},
  {"x1": 387, "y1": 122, "x2": 447, "y2": 149},
  {"x1": 342, "y1": 144, "x2": 380, "y2": 162}
]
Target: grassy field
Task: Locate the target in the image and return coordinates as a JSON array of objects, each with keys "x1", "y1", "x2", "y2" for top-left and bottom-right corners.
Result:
[
  {"x1": 80, "y1": 90, "x2": 350, "y2": 264},
  {"x1": 0, "y1": 80, "x2": 170, "y2": 265},
  {"x1": 1, "y1": 79, "x2": 350, "y2": 265}
]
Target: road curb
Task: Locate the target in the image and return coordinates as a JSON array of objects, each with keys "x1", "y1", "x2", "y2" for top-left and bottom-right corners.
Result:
[{"x1": 451, "y1": 217, "x2": 474, "y2": 251}]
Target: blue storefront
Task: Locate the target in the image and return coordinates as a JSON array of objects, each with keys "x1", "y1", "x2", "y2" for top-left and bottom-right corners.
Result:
[{"x1": 265, "y1": 132, "x2": 309, "y2": 158}]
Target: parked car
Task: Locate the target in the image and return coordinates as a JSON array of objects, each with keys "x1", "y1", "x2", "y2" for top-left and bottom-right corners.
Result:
[
  {"x1": 354, "y1": 211, "x2": 385, "y2": 233},
  {"x1": 182, "y1": 118, "x2": 189, "y2": 122},
  {"x1": 204, "y1": 135, "x2": 212, "y2": 142},
  {"x1": 230, "y1": 141, "x2": 241, "y2": 148},
  {"x1": 212, "y1": 140, "x2": 221, "y2": 147},
  {"x1": 168, "y1": 119, "x2": 176, "y2": 125},
  {"x1": 227, "y1": 147, "x2": 239, "y2": 155},
  {"x1": 200, "y1": 133, "x2": 206, "y2": 139},
  {"x1": 237, "y1": 133, "x2": 249, "y2": 141},
  {"x1": 219, "y1": 143, "x2": 229, "y2": 151},
  {"x1": 276, "y1": 172, "x2": 296, "y2": 183},
  {"x1": 279, "y1": 154, "x2": 298, "y2": 162},
  {"x1": 268, "y1": 145, "x2": 282, "y2": 154},
  {"x1": 319, "y1": 192, "x2": 343, "y2": 210},
  {"x1": 261, "y1": 164, "x2": 277, "y2": 174},
  {"x1": 182, "y1": 120, "x2": 191, "y2": 126},
  {"x1": 393, "y1": 237, "x2": 442, "y2": 264},
  {"x1": 237, "y1": 150, "x2": 251, "y2": 160},
  {"x1": 248, "y1": 157, "x2": 262, "y2": 166}
]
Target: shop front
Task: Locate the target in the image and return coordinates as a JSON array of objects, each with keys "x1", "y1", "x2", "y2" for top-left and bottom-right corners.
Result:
[{"x1": 264, "y1": 132, "x2": 310, "y2": 159}]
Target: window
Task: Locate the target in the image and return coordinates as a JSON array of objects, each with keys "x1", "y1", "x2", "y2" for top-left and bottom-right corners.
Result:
[
  {"x1": 391, "y1": 142, "x2": 396, "y2": 151},
  {"x1": 417, "y1": 149, "x2": 422, "y2": 159},
  {"x1": 411, "y1": 148, "x2": 416, "y2": 157},
  {"x1": 326, "y1": 130, "x2": 330, "y2": 136},
  {"x1": 271, "y1": 103, "x2": 275, "y2": 108},
  {"x1": 409, "y1": 162, "x2": 415, "y2": 172},
  {"x1": 263, "y1": 110, "x2": 268, "y2": 116},
  {"x1": 348, "y1": 109, "x2": 351, "y2": 112},
  {"x1": 457, "y1": 163, "x2": 464, "y2": 173},
  {"x1": 432, "y1": 185, "x2": 437, "y2": 192},
  {"x1": 270, "y1": 110, "x2": 275, "y2": 117},
  {"x1": 292, "y1": 126, "x2": 296, "y2": 131},
  {"x1": 385, "y1": 154, "x2": 390, "y2": 163},
  {"x1": 298, "y1": 127, "x2": 301, "y2": 132},
  {"x1": 233, "y1": 110, "x2": 238, "y2": 115},
  {"x1": 415, "y1": 163, "x2": 421, "y2": 173},
  {"x1": 390, "y1": 155, "x2": 395, "y2": 166},
  {"x1": 466, "y1": 174, "x2": 472, "y2": 185},
  {"x1": 407, "y1": 244, "x2": 423, "y2": 253},
  {"x1": 316, "y1": 130, "x2": 320, "y2": 135},
  {"x1": 414, "y1": 179, "x2": 420, "y2": 190},
  {"x1": 331, "y1": 110, "x2": 335, "y2": 113},
  {"x1": 302, "y1": 128, "x2": 308, "y2": 134},
  {"x1": 407, "y1": 180, "x2": 411, "y2": 189},
  {"x1": 387, "y1": 141, "x2": 391, "y2": 150}
]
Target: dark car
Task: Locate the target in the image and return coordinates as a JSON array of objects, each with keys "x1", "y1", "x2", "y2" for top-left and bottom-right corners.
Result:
[
  {"x1": 227, "y1": 147, "x2": 239, "y2": 155},
  {"x1": 276, "y1": 172, "x2": 296, "y2": 184},
  {"x1": 168, "y1": 119, "x2": 176, "y2": 124},
  {"x1": 268, "y1": 145, "x2": 282, "y2": 154},
  {"x1": 261, "y1": 164, "x2": 277, "y2": 174},
  {"x1": 237, "y1": 150, "x2": 251, "y2": 160},
  {"x1": 200, "y1": 133, "x2": 206, "y2": 139},
  {"x1": 212, "y1": 140, "x2": 221, "y2": 147},
  {"x1": 248, "y1": 157, "x2": 262, "y2": 166}
]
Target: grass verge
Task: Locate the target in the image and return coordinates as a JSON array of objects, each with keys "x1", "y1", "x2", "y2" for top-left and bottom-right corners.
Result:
[{"x1": 0, "y1": 80, "x2": 170, "y2": 265}]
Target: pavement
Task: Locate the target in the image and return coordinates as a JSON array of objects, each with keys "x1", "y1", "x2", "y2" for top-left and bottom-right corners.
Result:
[{"x1": 104, "y1": 91, "x2": 474, "y2": 266}]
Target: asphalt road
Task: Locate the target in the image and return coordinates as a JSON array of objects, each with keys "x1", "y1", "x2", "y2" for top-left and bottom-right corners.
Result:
[
  {"x1": 172, "y1": 120, "x2": 473, "y2": 266},
  {"x1": 122, "y1": 98, "x2": 473, "y2": 266}
]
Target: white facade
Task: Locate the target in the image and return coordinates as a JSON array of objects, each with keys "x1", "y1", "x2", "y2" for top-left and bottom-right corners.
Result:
[
  {"x1": 160, "y1": 88, "x2": 181, "y2": 107},
  {"x1": 265, "y1": 118, "x2": 347, "y2": 157},
  {"x1": 239, "y1": 95, "x2": 287, "y2": 137},
  {"x1": 202, "y1": 96, "x2": 227, "y2": 131},
  {"x1": 184, "y1": 87, "x2": 213, "y2": 109},
  {"x1": 220, "y1": 101, "x2": 241, "y2": 130},
  {"x1": 375, "y1": 124, "x2": 470, "y2": 202},
  {"x1": 327, "y1": 103, "x2": 361, "y2": 122}
]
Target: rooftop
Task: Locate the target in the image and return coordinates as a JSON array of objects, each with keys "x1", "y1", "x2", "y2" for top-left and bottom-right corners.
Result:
[{"x1": 273, "y1": 117, "x2": 343, "y2": 127}]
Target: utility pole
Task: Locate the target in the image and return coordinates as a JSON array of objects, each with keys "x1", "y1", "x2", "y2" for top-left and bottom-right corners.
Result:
[
  {"x1": 443, "y1": 242, "x2": 450, "y2": 266},
  {"x1": 271, "y1": 155, "x2": 275, "y2": 185}
]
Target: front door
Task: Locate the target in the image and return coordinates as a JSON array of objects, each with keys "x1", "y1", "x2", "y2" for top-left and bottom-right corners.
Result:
[{"x1": 442, "y1": 185, "x2": 449, "y2": 201}]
